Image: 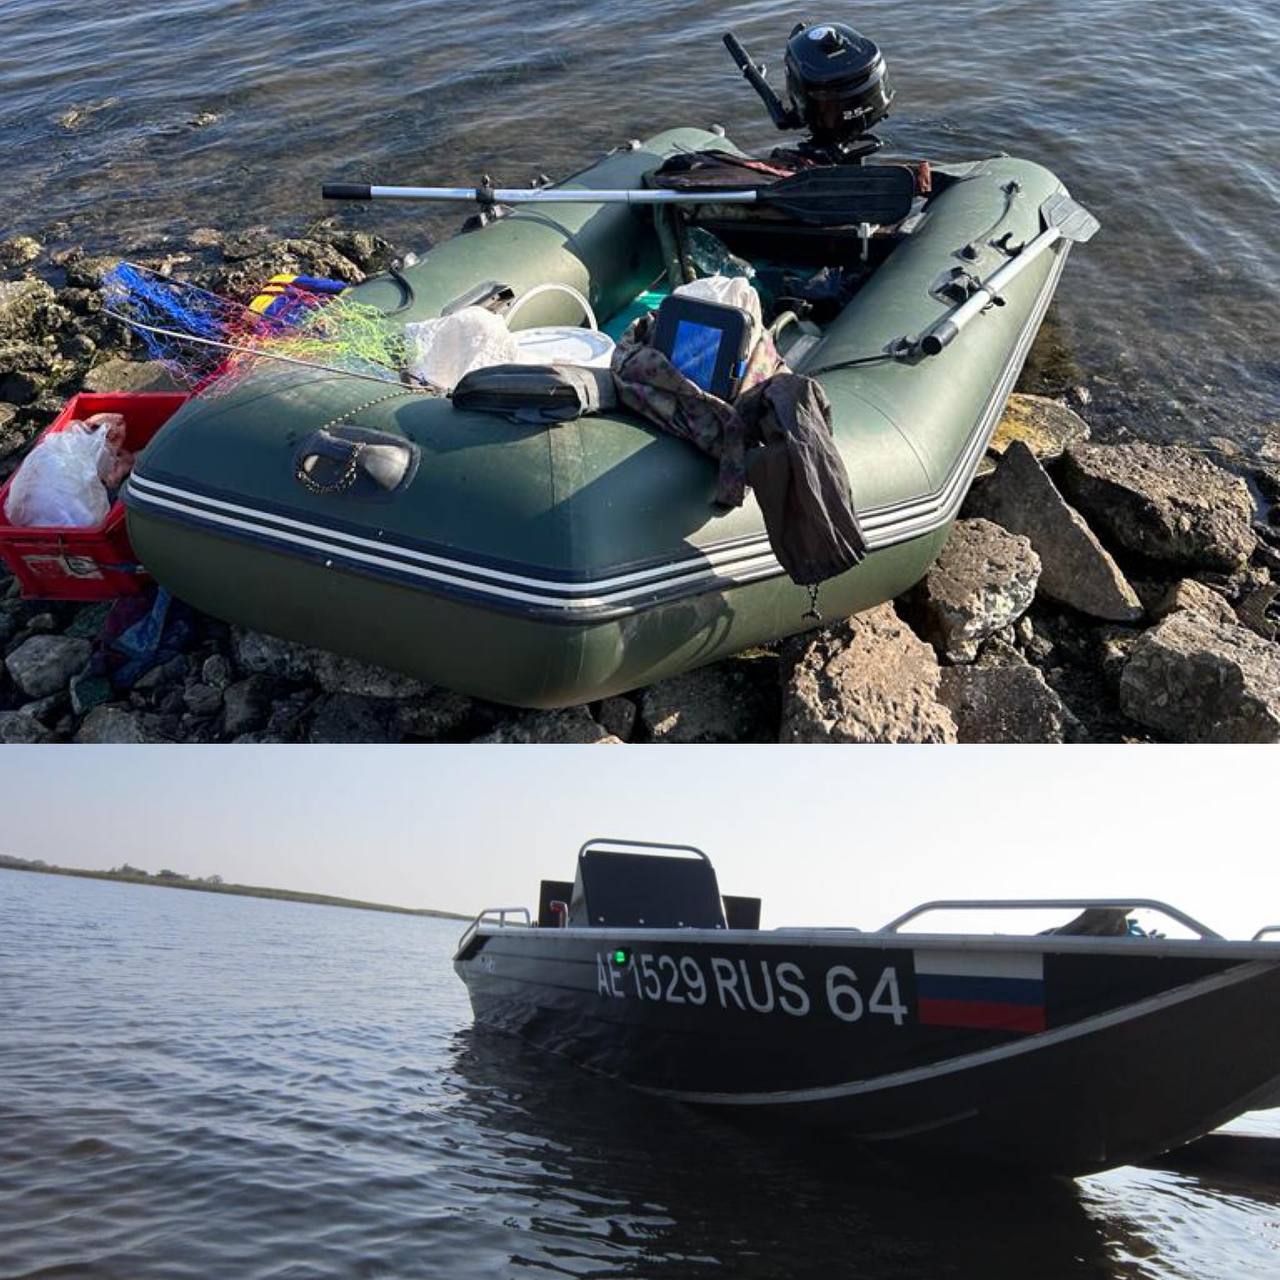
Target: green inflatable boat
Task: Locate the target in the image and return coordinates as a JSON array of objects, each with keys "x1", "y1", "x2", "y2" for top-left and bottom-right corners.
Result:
[
  {"x1": 124, "y1": 22, "x2": 1095, "y2": 708},
  {"x1": 124, "y1": 130, "x2": 1082, "y2": 707}
]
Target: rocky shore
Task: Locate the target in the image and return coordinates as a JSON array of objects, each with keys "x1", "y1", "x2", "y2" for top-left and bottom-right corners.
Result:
[{"x1": 1, "y1": 226, "x2": 1277, "y2": 744}]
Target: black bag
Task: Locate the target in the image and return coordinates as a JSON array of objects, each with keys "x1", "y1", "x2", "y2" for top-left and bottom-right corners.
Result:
[{"x1": 451, "y1": 363, "x2": 616, "y2": 424}]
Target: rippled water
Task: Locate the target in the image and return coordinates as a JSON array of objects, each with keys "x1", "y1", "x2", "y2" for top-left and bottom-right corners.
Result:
[
  {"x1": 3, "y1": 869, "x2": 1279, "y2": 1279},
  {"x1": 0, "y1": 1, "x2": 1277, "y2": 442}
]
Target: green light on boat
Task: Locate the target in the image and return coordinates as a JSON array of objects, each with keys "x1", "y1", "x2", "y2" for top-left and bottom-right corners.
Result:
[{"x1": 612, "y1": 949, "x2": 630, "y2": 965}]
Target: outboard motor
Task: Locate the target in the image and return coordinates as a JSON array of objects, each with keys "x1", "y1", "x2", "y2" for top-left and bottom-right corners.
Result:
[{"x1": 724, "y1": 20, "x2": 894, "y2": 163}]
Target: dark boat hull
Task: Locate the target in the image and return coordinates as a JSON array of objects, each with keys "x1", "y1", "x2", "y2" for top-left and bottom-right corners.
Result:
[{"x1": 454, "y1": 927, "x2": 1280, "y2": 1175}]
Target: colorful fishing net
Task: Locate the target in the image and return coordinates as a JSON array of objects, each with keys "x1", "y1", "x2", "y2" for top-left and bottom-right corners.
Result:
[{"x1": 101, "y1": 263, "x2": 410, "y2": 393}]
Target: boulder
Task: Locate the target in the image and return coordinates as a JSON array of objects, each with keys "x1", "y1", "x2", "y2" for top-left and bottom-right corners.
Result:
[
  {"x1": 987, "y1": 394, "x2": 1090, "y2": 464},
  {"x1": 0, "y1": 280, "x2": 58, "y2": 341},
  {"x1": 311, "y1": 650, "x2": 433, "y2": 700},
  {"x1": 222, "y1": 675, "x2": 276, "y2": 737},
  {"x1": 0, "y1": 710, "x2": 55, "y2": 743},
  {"x1": 939, "y1": 656, "x2": 1083, "y2": 744},
  {"x1": 4, "y1": 634, "x2": 91, "y2": 698},
  {"x1": 230, "y1": 627, "x2": 320, "y2": 682},
  {"x1": 183, "y1": 682, "x2": 224, "y2": 718},
  {"x1": 1149, "y1": 578, "x2": 1238, "y2": 627},
  {"x1": 780, "y1": 603, "x2": 957, "y2": 743},
  {"x1": 909, "y1": 518, "x2": 1041, "y2": 662},
  {"x1": 396, "y1": 690, "x2": 474, "y2": 741},
  {"x1": 1060, "y1": 442, "x2": 1256, "y2": 572},
  {"x1": 596, "y1": 696, "x2": 638, "y2": 742},
  {"x1": 1119, "y1": 610, "x2": 1280, "y2": 743},
  {"x1": 1236, "y1": 584, "x2": 1279, "y2": 643},
  {"x1": 81, "y1": 358, "x2": 181, "y2": 394},
  {"x1": 307, "y1": 692, "x2": 400, "y2": 743},
  {"x1": 637, "y1": 660, "x2": 776, "y2": 743},
  {"x1": 0, "y1": 237, "x2": 41, "y2": 270},
  {"x1": 472, "y1": 706, "x2": 610, "y2": 744},
  {"x1": 73, "y1": 705, "x2": 157, "y2": 743},
  {"x1": 967, "y1": 441, "x2": 1142, "y2": 621}
]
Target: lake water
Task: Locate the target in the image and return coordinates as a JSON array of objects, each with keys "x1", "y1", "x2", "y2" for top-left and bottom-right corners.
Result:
[
  {"x1": 2, "y1": 868, "x2": 1279, "y2": 1279},
  {"x1": 0, "y1": 1, "x2": 1277, "y2": 445}
]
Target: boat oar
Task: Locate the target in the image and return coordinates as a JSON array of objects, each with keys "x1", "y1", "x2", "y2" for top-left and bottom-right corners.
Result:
[
  {"x1": 321, "y1": 165, "x2": 917, "y2": 228},
  {"x1": 914, "y1": 192, "x2": 1099, "y2": 356}
]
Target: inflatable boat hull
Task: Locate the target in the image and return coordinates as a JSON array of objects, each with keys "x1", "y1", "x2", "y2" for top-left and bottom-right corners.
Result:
[{"x1": 125, "y1": 128, "x2": 1072, "y2": 707}]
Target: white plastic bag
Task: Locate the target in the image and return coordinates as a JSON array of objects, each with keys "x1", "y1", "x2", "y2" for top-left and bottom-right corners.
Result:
[
  {"x1": 674, "y1": 274, "x2": 764, "y2": 344},
  {"x1": 404, "y1": 306, "x2": 519, "y2": 391},
  {"x1": 4, "y1": 422, "x2": 111, "y2": 527}
]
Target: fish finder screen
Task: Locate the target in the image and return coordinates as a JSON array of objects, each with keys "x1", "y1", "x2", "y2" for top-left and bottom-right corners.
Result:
[{"x1": 671, "y1": 320, "x2": 722, "y2": 392}]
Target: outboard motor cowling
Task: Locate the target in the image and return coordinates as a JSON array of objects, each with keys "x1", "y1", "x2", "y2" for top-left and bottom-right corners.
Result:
[
  {"x1": 723, "y1": 19, "x2": 894, "y2": 163},
  {"x1": 784, "y1": 22, "x2": 894, "y2": 152}
]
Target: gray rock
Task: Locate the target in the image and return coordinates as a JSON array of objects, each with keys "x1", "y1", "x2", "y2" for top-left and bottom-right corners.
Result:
[
  {"x1": 596, "y1": 696, "x2": 638, "y2": 742},
  {"x1": 1149, "y1": 579, "x2": 1238, "y2": 627},
  {"x1": 133, "y1": 655, "x2": 189, "y2": 692},
  {"x1": 307, "y1": 693, "x2": 399, "y2": 743},
  {"x1": 183, "y1": 682, "x2": 223, "y2": 718},
  {"x1": 638, "y1": 660, "x2": 775, "y2": 743},
  {"x1": 1061, "y1": 442, "x2": 1257, "y2": 572},
  {"x1": 201, "y1": 653, "x2": 231, "y2": 689},
  {"x1": 222, "y1": 675, "x2": 276, "y2": 737},
  {"x1": 69, "y1": 671, "x2": 113, "y2": 716},
  {"x1": 0, "y1": 237, "x2": 41, "y2": 270},
  {"x1": 780, "y1": 603, "x2": 958, "y2": 743},
  {"x1": 966, "y1": 441, "x2": 1143, "y2": 621},
  {"x1": 396, "y1": 690, "x2": 473, "y2": 741},
  {"x1": 939, "y1": 657, "x2": 1083, "y2": 744},
  {"x1": 472, "y1": 706, "x2": 609, "y2": 744},
  {"x1": 987, "y1": 393, "x2": 1090, "y2": 464},
  {"x1": 0, "y1": 280, "x2": 58, "y2": 341},
  {"x1": 4, "y1": 634, "x2": 91, "y2": 698},
  {"x1": 909, "y1": 519, "x2": 1041, "y2": 662},
  {"x1": 311, "y1": 650, "x2": 433, "y2": 700},
  {"x1": 231, "y1": 628, "x2": 315, "y2": 682},
  {"x1": 73, "y1": 705, "x2": 156, "y2": 743},
  {"x1": 1119, "y1": 610, "x2": 1280, "y2": 743},
  {"x1": 81, "y1": 358, "x2": 182, "y2": 394},
  {"x1": 0, "y1": 710, "x2": 54, "y2": 743}
]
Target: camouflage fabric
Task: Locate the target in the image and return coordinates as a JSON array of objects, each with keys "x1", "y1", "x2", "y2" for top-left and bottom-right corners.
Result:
[{"x1": 611, "y1": 317, "x2": 785, "y2": 509}]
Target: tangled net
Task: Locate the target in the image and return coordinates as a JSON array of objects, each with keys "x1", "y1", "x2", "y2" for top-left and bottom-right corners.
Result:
[{"x1": 102, "y1": 263, "x2": 410, "y2": 394}]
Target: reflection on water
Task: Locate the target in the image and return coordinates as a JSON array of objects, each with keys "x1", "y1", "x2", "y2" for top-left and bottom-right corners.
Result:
[
  {"x1": 1, "y1": 869, "x2": 1278, "y2": 1279},
  {"x1": 0, "y1": 0, "x2": 1276, "y2": 442}
]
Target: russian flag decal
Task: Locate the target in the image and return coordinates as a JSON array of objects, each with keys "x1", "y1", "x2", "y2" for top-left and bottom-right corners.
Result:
[{"x1": 914, "y1": 950, "x2": 1046, "y2": 1034}]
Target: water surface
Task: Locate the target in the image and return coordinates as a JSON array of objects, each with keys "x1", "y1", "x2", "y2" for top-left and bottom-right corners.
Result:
[
  {"x1": 0, "y1": 1, "x2": 1277, "y2": 443},
  {"x1": 2, "y1": 868, "x2": 1278, "y2": 1279}
]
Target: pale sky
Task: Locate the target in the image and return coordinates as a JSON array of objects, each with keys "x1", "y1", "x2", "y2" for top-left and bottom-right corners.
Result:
[{"x1": 1, "y1": 746, "x2": 1274, "y2": 940}]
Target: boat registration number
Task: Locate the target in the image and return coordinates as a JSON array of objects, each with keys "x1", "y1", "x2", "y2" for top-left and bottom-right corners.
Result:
[{"x1": 596, "y1": 951, "x2": 907, "y2": 1024}]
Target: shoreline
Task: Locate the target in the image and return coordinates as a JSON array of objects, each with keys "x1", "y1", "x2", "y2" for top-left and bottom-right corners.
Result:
[{"x1": 0, "y1": 856, "x2": 467, "y2": 920}]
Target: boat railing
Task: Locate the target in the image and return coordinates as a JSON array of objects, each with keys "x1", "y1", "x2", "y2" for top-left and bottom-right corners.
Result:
[
  {"x1": 577, "y1": 836, "x2": 712, "y2": 863},
  {"x1": 1253, "y1": 926, "x2": 1280, "y2": 941},
  {"x1": 457, "y1": 906, "x2": 532, "y2": 951},
  {"x1": 880, "y1": 898, "x2": 1223, "y2": 940}
]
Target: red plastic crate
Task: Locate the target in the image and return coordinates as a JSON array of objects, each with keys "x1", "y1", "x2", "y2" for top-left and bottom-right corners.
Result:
[{"x1": 0, "y1": 391, "x2": 189, "y2": 600}]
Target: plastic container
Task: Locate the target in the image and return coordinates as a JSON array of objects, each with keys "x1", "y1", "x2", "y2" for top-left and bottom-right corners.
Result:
[
  {"x1": 512, "y1": 326, "x2": 616, "y2": 368},
  {"x1": 0, "y1": 391, "x2": 188, "y2": 600}
]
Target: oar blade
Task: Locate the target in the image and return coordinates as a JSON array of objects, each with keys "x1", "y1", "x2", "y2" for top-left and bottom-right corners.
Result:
[
  {"x1": 1041, "y1": 192, "x2": 1100, "y2": 243},
  {"x1": 761, "y1": 164, "x2": 917, "y2": 226}
]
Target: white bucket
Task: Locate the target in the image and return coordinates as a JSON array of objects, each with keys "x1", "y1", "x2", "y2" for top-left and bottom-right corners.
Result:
[{"x1": 513, "y1": 325, "x2": 616, "y2": 369}]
